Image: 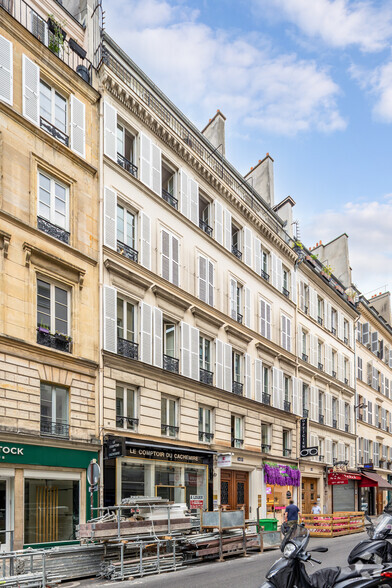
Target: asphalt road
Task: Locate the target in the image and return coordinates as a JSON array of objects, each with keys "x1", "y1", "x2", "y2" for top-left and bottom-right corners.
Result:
[{"x1": 74, "y1": 531, "x2": 369, "y2": 588}]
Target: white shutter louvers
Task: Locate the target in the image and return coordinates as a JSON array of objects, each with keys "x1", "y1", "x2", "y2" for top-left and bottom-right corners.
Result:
[
  {"x1": 70, "y1": 94, "x2": 86, "y2": 157},
  {"x1": 0, "y1": 34, "x2": 13, "y2": 106}
]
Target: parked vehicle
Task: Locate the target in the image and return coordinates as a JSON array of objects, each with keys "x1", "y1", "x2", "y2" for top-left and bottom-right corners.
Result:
[
  {"x1": 260, "y1": 523, "x2": 392, "y2": 587},
  {"x1": 348, "y1": 513, "x2": 392, "y2": 565}
]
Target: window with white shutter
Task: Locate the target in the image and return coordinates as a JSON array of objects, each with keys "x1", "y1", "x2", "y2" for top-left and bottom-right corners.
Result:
[
  {"x1": 103, "y1": 285, "x2": 117, "y2": 353},
  {"x1": 281, "y1": 314, "x2": 291, "y2": 352},
  {"x1": 180, "y1": 322, "x2": 199, "y2": 380},
  {"x1": 224, "y1": 208, "x2": 232, "y2": 252},
  {"x1": 140, "y1": 302, "x2": 153, "y2": 365},
  {"x1": 104, "y1": 101, "x2": 117, "y2": 161},
  {"x1": 243, "y1": 227, "x2": 252, "y2": 267},
  {"x1": 161, "y1": 229, "x2": 179, "y2": 286},
  {"x1": 140, "y1": 132, "x2": 152, "y2": 189},
  {"x1": 37, "y1": 171, "x2": 69, "y2": 241},
  {"x1": 23, "y1": 54, "x2": 39, "y2": 125},
  {"x1": 223, "y1": 342, "x2": 232, "y2": 392},
  {"x1": 362, "y1": 322, "x2": 369, "y2": 346},
  {"x1": 216, "y1": 339, "x2": 224, "y2": 390},
  {"x1": 291, "y1": 269, "x2": 297, "y2": 304},
  {"x1": 255, "y1": 358, "x2": 263, "y2": 402},
  {"x1": 70, "y1": 94, "x2": 85, "y2": 157},
  {"x1": 357, "y1": 356, "x2": 363, "y2": 380},
  {"x1": 180, "y1": 168, "x2": 190, "y2": 218},
  {"x1": 0, "y1": 34, "x2": 13, "y2": 106},
  {"x1": 254, "y1": 237, "x2": 262, "y2": 275},
  {"x1": 140, "y1": 212, "x2": 151, "y2": 270},
  {"x1": 103, "y1": 187, "x2": 116, "y2": 249},
  {"x1": 260, "y1": 297, "x2": 271, "y2": 340},
  {"x1": 244, "y1": 353, "x2": 251, "y2": 398},
  {"x1": 244, "y1": 286, "x2": 251, "y2": 329},
  {"x1": 214, "y1": 201, "x2": 223, "y2": 245},
  {"x1": 189, "y1": 178, "x2": 199, "y2": 225},
  {"x1": 198, "y1": 254, "x2": 214, "y2": 306},
  {"x1": 151, "y1": 144, "x2": 161, "y2": 196},
  {"x1": 153, "y1": 307, "x2": 163, "y2": 368}
]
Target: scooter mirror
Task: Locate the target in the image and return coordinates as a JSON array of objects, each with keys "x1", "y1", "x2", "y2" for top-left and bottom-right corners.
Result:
[{"x1": 310, "y1": 547, "x2": 328, "y2": 553}]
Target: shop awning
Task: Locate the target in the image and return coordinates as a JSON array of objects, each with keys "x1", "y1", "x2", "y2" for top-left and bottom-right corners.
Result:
[
  {"x1": 328, "y1": 472, "x2": 362, "y2": 485},
  {"x1": 360, "y1": 472, "x2": 392, "y2": 489}
]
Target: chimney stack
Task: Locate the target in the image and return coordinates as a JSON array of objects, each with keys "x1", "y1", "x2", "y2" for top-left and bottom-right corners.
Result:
[
  {"x1": 244, "y1": 154, "x2": 275, "y2": 207},
  {"x1": 201, "y1": 110, "x2": 226, "y2": 157}
]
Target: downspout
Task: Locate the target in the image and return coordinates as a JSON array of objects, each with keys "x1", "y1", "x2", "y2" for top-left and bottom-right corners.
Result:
[
  {"x1": 353, "y1": 313, "x2": 360, "y2": 509},
  {"x1": 98, "y1": 83, "x2": 105, "y2": 509}
]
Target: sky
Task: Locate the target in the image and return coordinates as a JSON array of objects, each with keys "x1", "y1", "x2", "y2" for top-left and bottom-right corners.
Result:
[{"x1": 104, "y1": 0, "x2": 392, "y2": 297}]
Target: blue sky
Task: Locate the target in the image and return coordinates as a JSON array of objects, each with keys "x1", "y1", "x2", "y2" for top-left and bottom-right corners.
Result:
[{"x1": 105, "y1": 0, "x2": 392, "y2": 296}]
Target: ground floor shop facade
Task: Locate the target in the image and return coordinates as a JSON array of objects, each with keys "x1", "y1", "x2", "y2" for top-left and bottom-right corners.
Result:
[{"x1": 0, "y1": 437, "x2": 98, "y2": 551}]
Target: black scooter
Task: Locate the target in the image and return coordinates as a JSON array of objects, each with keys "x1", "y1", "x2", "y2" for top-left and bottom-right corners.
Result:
[
  {"x1": 260, "y1": 523, "x2": 392, "y2": 587},
  {"x1": 348, "y1": 513, "x2": 392, "y2": 565}
]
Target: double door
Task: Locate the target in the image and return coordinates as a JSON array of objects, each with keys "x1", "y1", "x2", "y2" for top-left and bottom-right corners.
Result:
[{"x1": 220, "y1": 470, "x2": 249, "y2": 518}]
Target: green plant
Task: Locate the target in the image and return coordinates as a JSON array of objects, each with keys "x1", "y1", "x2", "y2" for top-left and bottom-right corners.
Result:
[
  {"x1": 322, "y1": 264, "x2": 333, "y2": 276},
  {"x1": 311, "y1": 253, "x2": 318, "y2": 260},
  {"x1": 292, "y1": 240, "x2": 303, "y2": 249},
  {"x1": 47, "y1": 15, "x2": 65, "y2": 55}
]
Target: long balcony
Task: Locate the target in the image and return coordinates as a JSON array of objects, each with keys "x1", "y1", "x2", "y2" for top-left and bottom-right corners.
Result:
[
  {"x1": 40, "y1": 417, "x2": 69, "y2": 438},
  {"x1": 117, "y1": 338, "x2": 138, "y2": 360},
  {"x1": 40, "y1": 117, "x2": 69, "y2": 146},
  {"x1": 1, "y1": 0, "x2": 92, "y2": 84},
  {"x1": 117, "y1": 153, "x2": 138, "y2": 178},
  {"x1": 199, "y1": 219, "x2": 213, "y2": 237},
  {"x1": 231, "y1": 245, "x2": 242, "y2": 260},
  {"x1": 162, "y1": 189, "x2": 178, "y2": 209},
  {"x1": 37, "y1": 216, "x2": 70, "y2": 244},
  {"x1": 36, "y1": 329, "x2": 71, "y2": 353},
  {"x1": 200, "y1": 368, "x2": 213, "y2": 386},
  {"x1": 117, "y1": 240, "x2": 138, "y2": 263},
  {"x1": 163, "y1": 354, "x2": 179, "y2": 373},
  {"x1": 232, "y1": 381, "x2": 243, "y2": 396}
]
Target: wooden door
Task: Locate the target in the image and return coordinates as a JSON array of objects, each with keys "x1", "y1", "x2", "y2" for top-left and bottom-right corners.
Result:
[
  {"x1": 377, "y1": 489, "x2": 384, "y2": 515},
  {"x1": 302, "y1": 477, "x2": 317, "y2": 514},
  {"x1": 220, "y1": 470, "x2": 249, "y2": 518}
]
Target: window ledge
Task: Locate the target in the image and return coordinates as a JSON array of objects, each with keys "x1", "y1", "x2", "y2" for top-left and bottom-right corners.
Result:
[
  {"x1": 152, "y1": 284, "x2": 192, "y2": 314},
  {"x1": 23, "y1": 242, "x2": 85, "y2": 288},
  {"x1": 0, "y1": 230, "x2": 11, "y2": 258},
  {"x1": 104, "y1": 258, "x2": 153, "y2": 291},
  {"x1": 224, "y1": 324, "x2": 253, "y2": 350}
]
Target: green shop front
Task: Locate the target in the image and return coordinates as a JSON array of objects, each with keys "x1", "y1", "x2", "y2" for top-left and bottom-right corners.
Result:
[{"x1": 0, "y1": 439, "x2": 98, "y2": 551}]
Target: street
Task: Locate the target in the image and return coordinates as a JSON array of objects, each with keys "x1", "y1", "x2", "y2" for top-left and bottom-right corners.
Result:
[{"x1": 74, "y1": 532, "x2": 368, "y2": 588}]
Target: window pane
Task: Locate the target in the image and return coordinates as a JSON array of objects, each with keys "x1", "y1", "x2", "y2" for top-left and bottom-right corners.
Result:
[
  {"x1": 55, "y1": 387, "x2": 68, "y2": 423},
  {"x1": 38, "y1": 173, "x2": 51, "y2": 220},
  {"x1": 40, "y1": 383, "x2": 52, "y2": 420},
  {"x1": 126, "y1": 302, "x2": 134, "y2": 341},
  {"x1": 40, "y1": 81, "x2": 51, "y2": 121},
  {"x1": 126, "y1": 211, "x2": 135, "y2": 247},
  {"x1": 37, "y1": 279, "x2": 51, "y2": 329},
  {"x1": 198, "y1": 407, "x2": 203, "y2": 431},
  {"x1": 117, "y1": 298, "x2": 124, "y2": 339},
  {"x1": 165, "y1": 324, "x2": 175, "y2": 357},
  {"x1": 54, "y1": 92, "x2": 66, "y2": 133},
  {"x1": 54, "y1": 287, "x2": 68, "y2": 334},
  {"x1": 168, "y1": 399, "x2": 176, "y2": 426},
  {"x1": 204, "y1": 340, "x2": 211, "y2": 371},
  {"x1": 116, "y1": 386, "x2": 124, "y2": 419},
  {"x1": 161, "y1": 398, "x2": 166, "y2": 424},
  {"x1": 117, "y1": 206, "x2": 124, "y2": 242},
  {"x1": 117, "y1": 124, "x2": 124, "y2": 155},
  {"x1": 205, "y1": 409, "x2": 211, "y2": 433},
  {"x1": 54, "y1": 182, "x2": 67, "y2": 228},
  {"x1": 126, "y1": 389, "x2": 135, "y2": 419}
]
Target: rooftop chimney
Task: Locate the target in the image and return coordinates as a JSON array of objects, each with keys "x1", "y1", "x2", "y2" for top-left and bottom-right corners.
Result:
[
  {"x1": 201, "y1": 110, "x2": 226, "y2": 157},
  {"x1": 244, "y1": 153, "x2": 275, "y2": 207}
]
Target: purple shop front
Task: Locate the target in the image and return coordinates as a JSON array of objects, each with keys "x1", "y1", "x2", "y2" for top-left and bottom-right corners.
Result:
[{"x1": 264, "y1": 462, "x2": 301, "y2": 521}]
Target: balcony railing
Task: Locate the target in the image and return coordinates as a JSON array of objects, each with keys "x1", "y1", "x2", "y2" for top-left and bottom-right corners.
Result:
[
  {"x1": 199, "y1": 431, "x2": 214, "y2": 442},
  {"x1": 317, "y1": 316, "x2": 323, "y2": 326},
  {"x1": 303, "y1": 408, "x2": 309, "y2": 418},
  {"x1": 284, "y1": 400, "x2": 291, "y2": 412},
  {"x1": 232, "y1": 438, "x2": 244, "y2": 448},
  {"x1": 318, "y1": 362, "x2": 324, "y2": 371},
  {"x1": 1, "y1": 0, "x2": 92, "y2": 83},
  {"x1": 302, "y1": 353, "x2": 308, "y2": 362},
  {"x1": 117, "y1": 338, "x2": 138, "y2": 360},
  {"x1": 37, "y1": 329, "x2": 71, "y2": 353},
  {"x1": 283, "y1": 448, "x2": 292, "y2": 457},
  {"x1": 345, "y1": 424, "x2": 349, "y2": 432},
  {"x1": 331, "y1": 327, "x2": 337, "y2": 335},
  {"x1": 117, "y1": 153, "x2": 138, "y2": 177},
  {"x1": 40, "y1": 117, "x2": 69, "y2": 146},
  {"x1": 162, "y1": 189, "x2": 178, "y2": 209},
  {"x1": 261, "y1": 269, "x2": 269, "y2": 282},
  {"x1": 235, "y1": 312, "x2": 243, "y2": 325},
  {"x1": 232, "y1": 381, "x2": 244, "y2": 396},
  {"x1": 116, "y1": 415, "x2": 139, "y2": 430},
  {"x1": 332, "y1": 419, "x2": 337, "y2": 429},
  {"x1": 358, "y1": 413, "x2": 363, "y2": 421},
  {"x1": 262, "y1": 393, "x2": 271, "y2": 405},
  {"x1": 304, "y1": 306, "x2": 309, "y2": 315},
  {"x1": 261, "y1": 444, "x2": 271, "y2": 453},
  {"x1": 319, "y1": 414, "x2": 324, "y2": 425},
  {"x1": 40, "y1": 417, "x2": 69, "y2": 438},
  {"x1": 282, "y1": 287, "x2": 290, "y2": 298},
  {"x1": 344, "y1": 378, "x2": 349, "y2": 385},
  {"x1": 161, "y1": 424, "x2": 179, "y2": 436},
  {"x1": 199, "y1": 219, "x2": 213, "y2": 236},
  {"x1": 37, "y1": 216, "x2": 70, "y2": 244},
  {"x1": 163, "y1": 354, "x2": 179, "y2": 373},
  {"x1": 332, "y1": 370, "x2": 337, "y2": 378},
  {"x1": 200, "y1": 367, "x2": 213, "y2": 386},
  {"x1": 318, "y1": 455, "x2": 324, "y2": 462},
  {"x1": 117, "y1": 240, "x2": 138, "y2": 263},
  {"x1": 231, "y1": 245, "x2": 242, "y2": 260},
  {"x1": 344, "y1": 337, "x2": 348, "y2": 345}
]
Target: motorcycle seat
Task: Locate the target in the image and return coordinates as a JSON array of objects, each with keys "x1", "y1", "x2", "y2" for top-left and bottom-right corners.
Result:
[{"x1": 310, "y1": 565, "x2": 359, "y2": 587}]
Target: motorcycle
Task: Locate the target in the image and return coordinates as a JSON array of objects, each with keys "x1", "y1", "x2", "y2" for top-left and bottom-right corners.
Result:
[
  {"x1": 348, "y1": 513, "x2": 392, "y2": 565},
  {"x1": 260, "y1": 523, "x2": 392, "y2": 587}
]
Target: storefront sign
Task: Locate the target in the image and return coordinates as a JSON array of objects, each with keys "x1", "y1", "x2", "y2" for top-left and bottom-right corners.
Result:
[
  {"x1": 300, "y1": 418, "x2": 308, "y2": 451},
  {"x1": 328, "y1": 472, "x2": 362, "y2": 485},
  {"x1": 190, "y1": 495, "x2": 204, "y2": 509},
  {"x1": 0, "y1": 441, "x2": 97, "y2": 468},
  {"x1": 110, "y1": 440, "x2": 214, "y2": 465},
  {"x1": 107, "y1": 438, "x2": 124, "y2": 459},
  {"x1": 217, "y1": 454, "x2": 232, "y2": 467},
  {"x1": 0, "y1": 445, "x2": 24, "y2": 458}
]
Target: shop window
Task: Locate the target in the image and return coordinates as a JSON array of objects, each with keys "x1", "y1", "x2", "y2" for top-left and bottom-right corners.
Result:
[
  {"x1": 231, "y1": 415, "x2": 243, "y2": 448},
  {"x1": 37, "y1": 171, "x2": 70, "y2": 244},
  {"x1": 24, "y1": 478, "x2": 79, "y2": 544},
  {"x1": 261, "y1": 424, "x2": 271, "y2": 453},
  {"x1": 117, "y1": 204, "x2": 138, "y2": 261},
  {"x1": 198, "y1": 406, "x2": 213, "y2": 442},
  {"x1": 161, "y1": 396, "x2": 178, "y2": 437},
  {"x1": 283, "y1": 429, "x2": 291, "y2": 456},
  {"x1": 37, "y1": 279, "x2": 71, "y2": 352},
  {"x1": 40, "y1": 383, "x2": 69, "y2": 438},
  {"x1": 116, "y1": 386, "x2": 138, "y2": 430}
]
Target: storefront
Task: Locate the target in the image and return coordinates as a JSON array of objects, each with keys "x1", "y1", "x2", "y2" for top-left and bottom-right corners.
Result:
[
  {"x1": 359, "y1": 471, "x2": 392, "y2": 515},
  {"x1": 104, "y1": 437, "x2": 214, "y2": 511},
  {"x1": 263, "y1": 462, "x2": 301, "y2": 524},
  {"x1": 0, "y1": 440, "x2": 98, "y2": 550},
  {"x1": 328, "y1": 469, "x2": 361, "y2": 512}
]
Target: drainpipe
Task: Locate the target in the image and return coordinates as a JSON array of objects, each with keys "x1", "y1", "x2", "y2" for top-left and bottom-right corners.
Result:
[{"x1": 353, "y1": 313, "x2": 360, "y2": 509}]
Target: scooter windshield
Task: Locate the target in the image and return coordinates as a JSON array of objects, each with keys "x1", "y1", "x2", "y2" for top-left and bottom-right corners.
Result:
[
  {"x1": 281, "y1": 523, "x2": 310, "y2": 552},
  {"x1": 373, "y1": 513, "x2": 392, "y2": 539}
]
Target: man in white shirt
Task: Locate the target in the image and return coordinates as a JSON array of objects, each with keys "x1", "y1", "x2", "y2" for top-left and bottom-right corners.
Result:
[{"x1": 312, "y1": 503, "x2": 321, "y2": 514}]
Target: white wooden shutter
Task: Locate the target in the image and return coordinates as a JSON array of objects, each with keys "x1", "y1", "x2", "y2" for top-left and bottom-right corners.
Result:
[
  {"x1": 103, "y1": 285, "x2": 117, "y2": 353},
  {"x1": 103, "y1": 187, "x2": 117, "y2": 249},
  {"x1": 224, "y1": 208, "x2": 232, "y2": 251},
  {"x1": 151, "y1": 143, "x2": 161, "y2": 195},
  {"x1": 310, "y1": 386, "x2": 318, "y2": 421},
  {"x1": 350, "y1": 445, "x2": 356, "y2": 468},
  {"x1": 198, "y1": 255, "x2": 207, "y2": 303},
  {"x1": 103, "y1": 101, "x2": 117, "y2": 160},
  {"x1": 292, "y1": 377, "x2": 301, "y2": 416},
  {"x1": 339, "y1": 398, "x2": 345, "y2": 431},
  {"x1": 350, "y1": 358, "x2": 355, "y2": 388},
  {"x1": 325, "y1": 344, "x2": 332, "y2": 375},
  {"x1": 281, "y1": 315, "x2": 287, "y2": 350},
  {"x1": 337, "y1": 352, "x2": 343, "y2": 381},
  {"x1": 140, "y1": 212, "x2": 151, "y2": 270},
  {"x1": 297, "y1": 325, "x2": 302, "y2": 359},
  {"x1": 291, "y1": 269, "x2": 297, "y2": 304},
  {"x1": 171, "y1": 234, "x2": 179, "y2": 286},
  {"x1": 181, "y1": 322, "x2": 191, "y2": 378},
  {"x1": 244, "y1": 286, "x2": 251, "y2": 329},
  {"x1": 189, "y1": 178, "x2": 199, "y2": 225},
  {"x1": 22, "y1": 54, "x2": 39, "y2": 125},
  {"x1": 254, "y1": 237, "x2": 262, "y2": 275},
  {"x1": 140, "y1": 132, "x2": 152, "y2": 189},
  {"x1": 286, "y1": 316, "x2": 291, "y2": 352},
  {"x1": 190, "y1": 325, "x2": 199, "y2": 380},
  {"x1": 180, "y1": 169, "x2": 190, "y2": 218},
  {"x1": 255, "y1": 359, "x2": 263, "y2": 402},
  {"x1": 310, "y1": 334, "x2": 317, "y2": 367},
  {"x1": 276, "y1": 257, "x2": 283, "y2": 292},
  {"x1": 243, "y1": 227, "x2": 252, "y2": 267},
  {"x1": 338, "y1": 442, "x2": 345, "y2": 463},
  {"x1": 0, "y1": 34, "x2": 13, "y2": 106},
  {"x1": 260, "y1": 297, "x2": 271, "y2": 340},
  {"x1": 230, "y1": 278, "x2": 237, "y2": 320},
  {"x1": 70, "y1": 94, "x2": 85, "y2": 157},
  {"x1": 215, "y1": 201, "x2": 223, "y2": 245},
  {"x1": 309, "y1": 288, "x2": 317, "y2": 320},
  {"x1": 326, "y1": 439, "x2": 332, "y2": 465},
  {"x1": 208, "y1": 259, "x2": 214, "y2": 306},
  {"x1": 161, "y1": 229, "x2": 170, "y2": 281},
  {"x1": 244, "y1": 353, "x2": 251, "y2": 398},
  {"x1": 153, "y1": 307, "x2": 163, "y2": 368},
  {"x1": 338, "y1": 313, "x2": 344, "y2": 341},
  {"x1": 325, "y1": 393, "x2": 332, "y2": 427},
  {"x1": 324, "y1": 301, "x2": 331, "y2": 331},
  {"x1": 270, "y1": 253, "x2": 277, "y2": 289},
  {"x1": 272, "y1": 368, "x2": 283, "y2": 410},
  {"x1": 310, "y1": 434, "x2": 318, "y2": 461},
  {"x1": 223, "y1": 342, "x2": 232, "y2": 392},
  {"x1": 216, "y1": 339, "x2": 224, "y2": 390},
  {"x1": 140, "y1": 302, "x2": 153, "y2": 364}
]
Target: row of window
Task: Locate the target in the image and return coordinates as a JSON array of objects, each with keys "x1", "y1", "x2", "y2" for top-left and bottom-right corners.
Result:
[
  {"x1": 299, "y1": 326, "x2": 353, "y2": 385},
  {"x1": 358, "y1": 438, "x2": 392, "y2": 469},
  {"x1": 358, "y1": 322, "x2": 392, "y2": 367},
  {"x1": 358, "y1": 358, "x2": 391, "y2": 396},
  {"x1": 357, "y1": 394, "x2": 392, "y2": 431},
  {"x1": 308, "y1": 435, "x2": 354, "y2": 467}
]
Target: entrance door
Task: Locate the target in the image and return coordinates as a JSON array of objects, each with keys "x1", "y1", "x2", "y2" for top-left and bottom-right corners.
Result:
[
  {"x1": 302, "y1": 478, "x2": 317, "y2": 514},
  {"x1": 377, "y1": 489, "x2": 384, "y2": 515},
  {"x1": 0, "y1": 478, "x2": 10, "y2": 552},
  {"x1": 220, "y1": 470, "x2": 249, "y2": 518}
]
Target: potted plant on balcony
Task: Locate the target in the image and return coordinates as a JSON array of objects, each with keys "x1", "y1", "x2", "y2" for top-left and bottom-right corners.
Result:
[
  {"x1": 37, "y1": 323, "x2": 50, "y2": 334},
  {"x1": 47, "y1": 15, "x2": 66, "y2": 56},
  {"x1": 292, "y1": 240, "x2": 303, "y2": 254},
  {"x1": 321, "y1": 264, "x2": 333, "y2": 279}
]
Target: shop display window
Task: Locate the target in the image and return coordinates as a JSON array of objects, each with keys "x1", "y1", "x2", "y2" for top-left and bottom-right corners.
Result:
[{"x1": 266, "y1": 484, "x2": 294, "y2": 524}]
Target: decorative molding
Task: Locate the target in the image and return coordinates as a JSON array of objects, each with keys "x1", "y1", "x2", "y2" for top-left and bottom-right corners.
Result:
[
  {"x1": 224, "y1": 324, "x2": 253, "y2": 348},
  {"x1": 104, "y1": 258, "x2": 153, "y2": 291},
  {"x1": 0, "y1": 230, "x2": 11, "y2": 258},
  {"x1": 190, "y1": 305, "x2": 225, "y2": 330},
  {"x1": 152, "y1": 284, "x2": 192, "y2": 312},
  {"x1": 23, "y1": 242, "x2": 86, "y2": 289}
]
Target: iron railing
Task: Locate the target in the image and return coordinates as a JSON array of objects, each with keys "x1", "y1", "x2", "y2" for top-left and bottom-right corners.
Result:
[
  {"x1": 117, "y1": 152, "x2": 138, "y2": 177},
  {"x1": 283, "y1": 448, "x2": 292, "y2": 457},
  {"x1": 282, "y1": 287, "x2": 290, "y2": 298},
  {"x1": 284, "y1": 400, "x2": 291, "y2": 412},
  {"x1": 1, "y1": 0, "x2": 92, "y2": 83},
  {"x1": 231, "y1": 245, "x2": 242, "y2": 260},
  {"x1": 332, "y1": 370, "x2": 337, "y2": 378},
  {"x1": 304, "y1": 306, "x2": 309, "y2": 315},
  {"x1": 161, "y1": 424, "x2": 179, "y2": 436},
  {"x1": 232, "y1": 438, "x2": 244, "y2": 448},
  {"x1": 40, "y1": 417, "x2": 69, "y2": 438},
  {"x1": 319, "y1": 414, "x2": 324, "y2": 424},
  {"x1": 345, "y1": 378, "x2": 349, "y2": 385},
  {"x1": 116, "y1": 415, "x2": 138, "y2": 429},
  {"x1": 199, "y1": 431, "x2": 214, "y2": 442},
  {"x1": 344, "y1": 337, "x2": 348, "y2": 345},
  {"x1": 162, "y1": 188, "x2": 178, "y2": 209},
  {"x1": 235, "y1": 312, "x2": 243, "y2": 324},
  {"x1": 117, "y1": 240, "x2": 138, "y2": 262},
  {"x1": 37, "y1": 216, "x2": 70, "y2": 244},
  {"x1": 331, "y1": 327, "x2": 337, "y2": 335},
  {"x1": 318, "y1": 362, "x2": 324, "y2": 371},
  {"x1": 199, "y1": 219, "x2": 213, "y2": 236},
  {"x1": 332, "y1": 419, "x2": 337, "y2": 429},
  {"x1": 261, "y1": 444, "x2": 271, "y2": 453},
  {"x1": 345, "y1": 424, "x2": 349, "y2": 432},
  {"x1": 318, "y1": 316, "x2": 323, "y2": 326},
  {"x1": 261, "y1": 269, "x2": 269, "y2": 282},
  {"x1": 302, "y1": 353, "x2": 308, "y2": 362},
  {"x1": 117, "y1": 337, "x2": 138, "y2": 359},
  {"x1": 303, "y1": 408, "x2": 309, "y2": 418},
  {"x1": 200, "y1": 368, "x2": 213, "y2": 386},
  {"x1": 40, "y1": 117, "x2": 69, "y2": 146},
  {"x1": 36, "y1": 329, "x2": 71, "y2": 352},
  {"x1": 163, "y1": 354, "x2": 179, "y2": 373},
  {"x1": 318, "y1": 455, "x2": 324, "y2": 462},
  {"x1": 232, "y1": 381, "x2": 243, "y2": 396},
  {"x1": 262, "y1": 392, "x2": 271, "y2": 405}
]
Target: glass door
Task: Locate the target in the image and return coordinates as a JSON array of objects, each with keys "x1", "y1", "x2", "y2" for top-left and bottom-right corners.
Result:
[{"x1": 0, "y1": 479, "x2": 9, "y2": 552}]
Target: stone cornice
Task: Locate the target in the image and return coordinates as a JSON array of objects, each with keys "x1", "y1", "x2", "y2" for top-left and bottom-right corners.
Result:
[
  {"x1": 359, "y1": 301, "x2": 392, "y2": 341},
  {"x1": 104, "y1": 257, "x2": 153, "y2": 291},
  {"x1": 190, "y1": 306, "x2": 225, "y2": 329},
  {"x1": 23, "y1": 242, "x2": 86, "y2": 289},
  {"x1": 151, "y1": 284, "x2": 192, "y2": 312}
]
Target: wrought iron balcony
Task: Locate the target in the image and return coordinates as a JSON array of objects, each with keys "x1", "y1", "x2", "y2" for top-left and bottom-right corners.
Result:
[
  {"x1": 319, "y1": 414, "x2": 324, "y2": 424},
  {"x1": 283, "y1": 448, "x2": 292, "y2": 457},
  {"x1": 304, "y1": 306, "x2": 309, "y2": 315},
  {"x1": 317, "y1": 316, "x2": 323, "y2": 326},
  {"x1": 161, "y1": 424, "x2": 179, "y2": 436},
  {"x1": 262, "y1": 393, "x2": 271, "y2": 405},
  {"x1": 232, "y1": 380, "x2": 244, "y2": 396},
  {"x1": 282, "y1": 287, "x2": 290, "y2": 298},
  {"x1": 344, "y1": 378, "x2": 349, "y2": 385},
  {"x1": 232, "y1": 437, "x2": 244, "y2": 447},
  {"x1": 284, "y1": 400, "x2": 291, "y2": 412},
  {"x1": 331, "y1": 327, "x2": 337, "y2": 336},
  {"x1": 200, "y1": 368, "x2": 213, "y2": 386},
  {"x1": 162, "y1": 188, "x2": 178, "y2": 209},
  {"x1": 261, "y1": 269, "x2": 269, "y2": 282},
  {"x1": 231, "y1": 245, "x2": 242, "y2": 260},
  {"x1": 117, "y1": 338, "x2": 138, "y2": 360},
  {"x1": 318, "y1": 362, "x2": 324, "y2": 371},
  {"x1": 332, "y1": 419, "x2": 337, "y2": 429},
  {"x1": 199, "y1": 219, "x2": 213, "y2": 236},
  {"x1": 163, "y1": 354, "x2": 179, "y2": 373},
  {"x1": 302, "y1": 353, "x2": 308, "y2": 362},
  {"x1": 332, "y1": 370, "x2": 337, "y2": 378},
  {"x1": 117, "y1": 153, "x2": 138, "y2": 177},
  {"x1": 199, "y1": 431, "x2": 214, "y2": 442},
  {"x1": 117, "y1": 240, "x2": 138, "y2": 263},
  {"x1": 345, "y1": 424, "x2": 349, "y2": 432},
  {"x1": 378, "y1": 422, "x2": 382, "y2": 429},
  {"x1": 40, "y1": 417, "x2": 69, "y2": 438},
  {"x1": 358, "y1": 413, "x2": 363, "y2": 421},
  {"x1": 40, "y1": 117, "x2": 69, "y2": 146},
  {"x1": 303, "y1": 408, "x2": 309, "y2": 418},
  {"x1": 37, "y1": 216, "x2": 70, "y2": 244},
  {"x1": 235, "y1": 312, "x2": 243, "y2": 325},
  {"x1": 36, "y1": 329, "x2": 71, "y2": 353},
  {"x1": 318, "y1": 455, "x2": 324, "y2": 462},
  {"x1": 261, "y1": 444, "x2": 271, "y2": 453},
  {"x1": 344, "y1": 337, "x2": 348, "y2": 345},
  {"x1": 116, "y1": 415, "x2": 139, "y2": 430}
]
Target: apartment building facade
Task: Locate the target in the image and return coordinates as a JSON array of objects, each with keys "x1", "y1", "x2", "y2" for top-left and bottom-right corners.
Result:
[{"x1": 0, "y1": 0, "x2": 100, "y2": 549}]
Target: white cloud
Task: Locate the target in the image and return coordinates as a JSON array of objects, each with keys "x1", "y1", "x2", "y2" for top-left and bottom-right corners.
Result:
[
  {"x1": 302, "y1": 195, "x2": 392, "y2": 294},
  {"x1": 351, "y1": 60, "x2": 392, "y2": 123},
  {"x1": 104, "y1": 0, "x2": 345, "y2": 136},
  {"x1": 254, "y1": 0, "x2": 392, "y2": 53}
]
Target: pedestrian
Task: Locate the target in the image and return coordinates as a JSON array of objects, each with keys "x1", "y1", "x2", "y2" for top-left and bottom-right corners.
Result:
[
  {"x1": 312, "y1": 503, "x2": 321, "y2": 514},
  {"x1": 284, "y1": 499, "x2": 300, "y2": 527}
]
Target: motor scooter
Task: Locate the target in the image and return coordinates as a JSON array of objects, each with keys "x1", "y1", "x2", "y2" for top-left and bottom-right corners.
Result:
[
  {"x1": 348, "y1": 512, "x2": 392, "y2": 565},
  {"x1": 260, "y1": 523, "x2": 392, "y2": 587}
]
